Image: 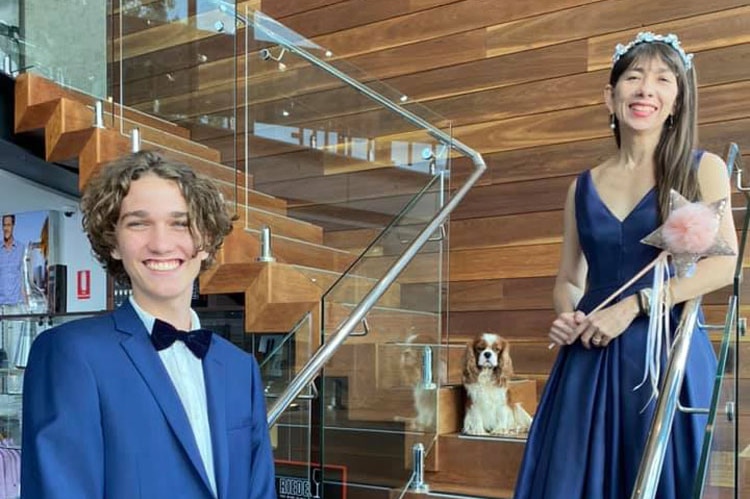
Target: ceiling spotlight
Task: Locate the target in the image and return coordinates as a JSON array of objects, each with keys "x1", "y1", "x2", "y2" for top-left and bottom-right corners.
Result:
[
  {"x1": 399, "y1": 95, "x2": 408, "y2": 102},
  {"x1": 325, "y1": 50, "x2": 333, "y2": 57}
]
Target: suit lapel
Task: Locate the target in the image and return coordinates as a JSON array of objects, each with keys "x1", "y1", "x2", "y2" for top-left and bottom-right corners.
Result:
[
  {"x1": 114, "y1": 304, "x2": 214, "y2": 495},
  {"x1": 204, "y1": 343, "x2": 229, "y2": 499}
]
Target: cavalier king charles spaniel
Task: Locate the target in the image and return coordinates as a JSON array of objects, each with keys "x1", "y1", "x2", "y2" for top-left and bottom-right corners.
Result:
[{"x1": 462, "y1": 332, "x2": 532, "y2": 435}]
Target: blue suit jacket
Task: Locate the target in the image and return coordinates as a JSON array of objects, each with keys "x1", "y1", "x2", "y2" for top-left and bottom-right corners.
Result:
[{"x1": 21, "y1": 302, "x2": 276, "y2": 499}]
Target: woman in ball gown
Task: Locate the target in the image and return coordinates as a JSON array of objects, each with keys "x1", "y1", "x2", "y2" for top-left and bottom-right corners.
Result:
[{"x1": 513, "y1": 32, "x2": 738, "y2": 499}]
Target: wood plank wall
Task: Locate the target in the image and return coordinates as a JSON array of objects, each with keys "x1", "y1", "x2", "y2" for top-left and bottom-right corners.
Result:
[
  {"x1": 258, "y1": 0, "x2": 750, "y2": 359},
  {"x1": 113, "y1": 1, "x2": 750, "y2": 376}
]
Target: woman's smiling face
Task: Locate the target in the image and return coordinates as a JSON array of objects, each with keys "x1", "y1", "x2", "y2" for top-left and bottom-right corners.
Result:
[{"x1": 606, "y1": 55, "x2": 679, "y2": 135}]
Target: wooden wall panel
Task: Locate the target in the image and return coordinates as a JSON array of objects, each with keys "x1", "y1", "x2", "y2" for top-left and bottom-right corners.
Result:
[
  {"x1": 262, "y1": 0, "x2": 345, "y2": 18},
  {"x1": 450, "y1": 211, "x2": 564, "y2": 249},
  {"x1": 250, "y1": 0, "x2": 749, "y2": 335},
  {"x1": 486, "y1": 0, "x2": 749, "y2": 58},
  {"x1": 586, "y1": 6, "x2": 750, "y2": 70},
  {"x1": 312, "y1": 0, "x2": 598, "y2": 59},
  {"x1": 143, "y1": 0, "x2": 746, "y2": 399},
  {"x1": 449, "y1": 277, "x2": 557, "y2": 311},
  {"x1": 452, "y1": 118, "x2": 750, "y2": 186},
  {"x1": 279, "y1": 0, "x2": 460, "y2": 39}
]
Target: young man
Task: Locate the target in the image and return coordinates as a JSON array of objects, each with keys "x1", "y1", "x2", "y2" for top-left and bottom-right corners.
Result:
[
  {"x1": 0, "y1": 214, "x2": 24, "y2": 307},
  {"x1": 21, "y1": 151, "x2": 276, "y2": 499}
]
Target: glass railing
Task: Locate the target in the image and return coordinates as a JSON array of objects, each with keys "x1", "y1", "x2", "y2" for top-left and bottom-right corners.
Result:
[
  {"x1": 0, "y1": 0, "x2": 108, "y2": 99},
  {"x1": 259, "y1": 312, "x2": 315, "y2": 400},
  {"x1": 10, "y1": 2, "x2": 486, "y2": 496},
  {"x1": 258, "y1": 313, "x2": 317, "y2": 485},
  {"x1": 114, "y1": 0, "x2": 240, "y2": 212},
  {"x1": 236, "y1": 5, "x2": 452, "y2": 252},
  {"x1": 315, "y1": 170, "x2": 447, "y2": 494},
  {"x1": 692, "y1": 144, "x2": 749, "y2": 498},
  {"x1": 222, "y1": 10, "x2": 461, "y2": 496}
]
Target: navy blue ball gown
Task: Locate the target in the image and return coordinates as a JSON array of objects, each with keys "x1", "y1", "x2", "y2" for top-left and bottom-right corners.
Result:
[{"x1": 513, "y1": 169, "x2": 718, "y2": 499}]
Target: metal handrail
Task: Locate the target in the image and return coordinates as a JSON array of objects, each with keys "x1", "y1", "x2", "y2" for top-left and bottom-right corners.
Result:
[
  {"x1": 633, "y1": 142, "x2": 745, "y2": 498},
  {"x1": 228, "y1": 7, "x2": 487, "y2": 426},
  {"x1": 268, "y1": 157, "x2": 484, "y2": 426},
  {"x1": 630, "y1": 297, "x2": 702, "y2": 498}
]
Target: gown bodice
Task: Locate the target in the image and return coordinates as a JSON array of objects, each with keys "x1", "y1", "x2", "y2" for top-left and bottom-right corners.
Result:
[{"x1": 575, "y1": 169, "x2": 663, "y2": 312}]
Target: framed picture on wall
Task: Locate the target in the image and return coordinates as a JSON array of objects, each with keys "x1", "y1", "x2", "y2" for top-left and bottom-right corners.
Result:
[{"x1": 0, "y1": 210, "x2": 50, "y2": 315}]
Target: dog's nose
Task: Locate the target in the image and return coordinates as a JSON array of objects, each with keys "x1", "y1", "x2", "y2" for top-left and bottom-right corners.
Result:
[{"x1": 483, "y1": 351, "x2": 492, "y2": 358}]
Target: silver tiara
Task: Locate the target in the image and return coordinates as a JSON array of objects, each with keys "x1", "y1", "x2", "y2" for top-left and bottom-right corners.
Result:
[{"x1": 612, "y1": 32, "x2": 693, "y2": 70}]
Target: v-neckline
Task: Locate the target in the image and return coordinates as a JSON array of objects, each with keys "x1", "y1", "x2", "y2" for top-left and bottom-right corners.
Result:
[{"x1": 586, "y1": 170, "x2": 655, "y2": 224}]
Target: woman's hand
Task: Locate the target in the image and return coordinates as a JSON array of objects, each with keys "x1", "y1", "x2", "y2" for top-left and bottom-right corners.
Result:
[
  {"x1": 549, "y1": 310, "x2": 586, "y2": 346},
  {"x1": 577, "y1": 295, "x2": 640, "y2": 349}
]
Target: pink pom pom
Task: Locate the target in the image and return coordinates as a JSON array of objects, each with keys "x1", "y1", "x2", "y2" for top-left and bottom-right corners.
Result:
[{"x1": 662, "y1": 202, "x2": 719, "y2": 254}]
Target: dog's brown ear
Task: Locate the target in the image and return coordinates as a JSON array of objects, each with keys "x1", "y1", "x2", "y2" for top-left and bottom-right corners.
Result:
[
  {"x1": 499, "y1": 339, "x2": 514, "y2": 378},
  {"x1": 462, "y1": 342, "x2": 479, "y2": 384}
]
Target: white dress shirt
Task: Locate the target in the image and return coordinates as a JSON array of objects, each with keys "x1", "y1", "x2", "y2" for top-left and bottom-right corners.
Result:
[{"x1": 129, "y1": 297, "x2": 217, "y2": 497}]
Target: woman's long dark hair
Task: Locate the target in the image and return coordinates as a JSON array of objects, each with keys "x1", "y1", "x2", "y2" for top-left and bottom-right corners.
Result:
[{"x1": 609, "y1": 41, "x2": 699, "y2": 221}]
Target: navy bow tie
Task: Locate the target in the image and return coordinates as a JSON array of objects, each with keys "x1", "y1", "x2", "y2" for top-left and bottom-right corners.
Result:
[{"x1": 151, "y1": 319, "x2": 212, "y2": 359}]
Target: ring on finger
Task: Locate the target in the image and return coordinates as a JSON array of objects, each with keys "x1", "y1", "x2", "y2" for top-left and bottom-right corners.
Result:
[{"x1": 592, "y1": 334, "x2": 602, "y2": 345}]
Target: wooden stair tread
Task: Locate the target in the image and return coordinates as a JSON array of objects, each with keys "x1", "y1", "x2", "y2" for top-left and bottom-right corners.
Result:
[
  {"x1": 324, "y1": 302, "x2": 438, "y2": 344},
  {"x1": 426, "y1": 433, "x2": 526, "y2": 493},
  {"x1": 290, "y1": 264, "x2": 402, "y2": 308},
  {"x1": 120, "y1": 120, "x2": 221, "y2": 163},
  {"x1": 17, "y1": 73, "x2": 192, "y2": 138},
  {"x1": 213, "y1": 226, "x2": 355, "y2": 275},
  {"x1": 240, "y1": 205, "x2": 323, "y2": 245},
  {"x1": 415, "y1": 482, "x2": 514, "y2": 499}
]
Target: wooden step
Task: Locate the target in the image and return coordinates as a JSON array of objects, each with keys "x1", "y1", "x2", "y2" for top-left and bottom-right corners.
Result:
[
  {"x1": 325, "y1": 301, "x2": 438, "y2": 336},
  {"x1": 242, "y1": 205, "x2": 323, "y2": 245},
  {"x1": 401, "y1": 490, "x2": 512, "y2": 499},
  {"x1": 425, "y1": 433, "x2": 526, "y2": 496},
  {"x1": 256, "y1": 166, "x2": 432, "y2": 208},
  {"x1": 78, "y1": 127, "x2": 133, "y2": 188},
  {"x1": 44, "y1": 98, "x2": 96, "y2": 162},
  {"x1": 200, "y1": 227, "x2": 356, "y2": 292},
  {"x1": 326, "y1": 337, "x2": 537, "y2": 423},
  {"x1": 277, "y1": 421, "x2": 410, "y2": 490},
  {"x1": 16, "y1": 72, "x2": 192, "y2": 138},
  {"x1": 292, "y1": 265, "x2": 402, "y2": 308},
  {"x1": 121, "y1": 120, "x2": 222, "y2": 163}
]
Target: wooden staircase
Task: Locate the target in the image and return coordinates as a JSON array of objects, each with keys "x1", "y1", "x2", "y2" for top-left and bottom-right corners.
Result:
[
  {"x1": 14, "y1": 74, "x2": 507, "y2": 496},
  {"x1": 12, "y1": 72, "x2": 351, "y2": 346},
  {"x1": 28, "y1": 70, "x2": 743, "y2": 499}
]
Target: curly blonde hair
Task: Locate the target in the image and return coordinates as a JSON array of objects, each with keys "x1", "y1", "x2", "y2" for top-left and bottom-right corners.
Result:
[{"x1": 80, "y1": 151, "x2": 234, "y2": 284}]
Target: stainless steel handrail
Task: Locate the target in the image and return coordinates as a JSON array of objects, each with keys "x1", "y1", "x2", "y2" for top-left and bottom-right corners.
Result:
[
  {"x1": 633, "y1": 143, "x2": 745, "y2": 498},
  {"x1": 268, "y1": 157, "x2": 484, "y2": 426},
  {"x1": 230, "y1": 10, "x2": 487, "y2": 426},
  {"x1": 631, "y1": 297, "x2": 703, "y2": 498}
]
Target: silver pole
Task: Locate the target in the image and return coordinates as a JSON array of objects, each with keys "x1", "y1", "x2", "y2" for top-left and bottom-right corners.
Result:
[
  {"x1": 421, "y1": 346, "x2": 436, "y2": 390},
  {"x1": 631, "y1": 297, "x2": 702, "y2": 499},
  {"x1": 411, "y1": 443, "x2": 429, "y2": 493},
  {"x1": 94, "y1": 101, "x2": 104, "y2": 128},
  {"x1": 256, "y1": 225, "x2": 275, "y2": 262},
  {"x1": 130, "y1": 128, "x2": 141, "y2": 153}
]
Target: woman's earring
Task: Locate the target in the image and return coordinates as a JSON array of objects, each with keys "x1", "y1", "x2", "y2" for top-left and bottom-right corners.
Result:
[
  {"x1": 609, "y1": 114, "x2": 617, "y2": 130},
  {"x1": 666, "y1": 115, "x2": 674, "y2": 129}
]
